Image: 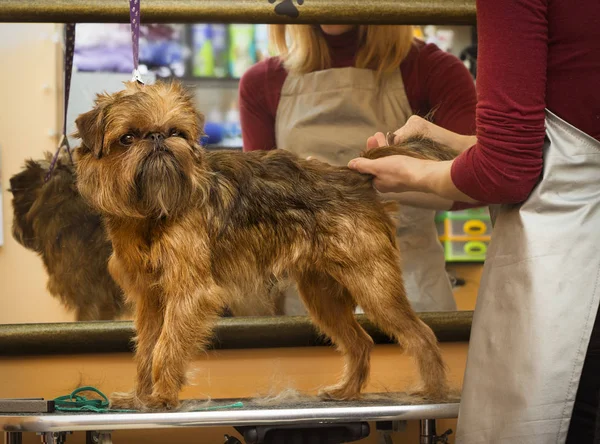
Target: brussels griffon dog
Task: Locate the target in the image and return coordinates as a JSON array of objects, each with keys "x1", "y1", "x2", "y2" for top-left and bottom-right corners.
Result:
[
  {"x1": 74, "y1": 81, "x2": 457, "y2": 410},
  {"x1": 9, "y1": 152, "x2": 281, "y2": 320},
  {"x1": 9, "y1": 152, "x2": 129, "y2": 321}
]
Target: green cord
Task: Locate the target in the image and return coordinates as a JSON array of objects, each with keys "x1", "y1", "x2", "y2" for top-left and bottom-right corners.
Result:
[{"x1": 53, "y1": 386, "x2": 243, "y2": 413}]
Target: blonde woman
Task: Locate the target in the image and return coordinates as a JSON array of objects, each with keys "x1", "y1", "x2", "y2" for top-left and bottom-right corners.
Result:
[{"x1": 238, "y1": 24, "x2": 476, "y2": 313}]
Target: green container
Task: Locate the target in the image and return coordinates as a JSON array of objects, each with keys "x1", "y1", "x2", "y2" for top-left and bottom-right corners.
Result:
[
  {"x1": 440, "y1": 207, "x2": 491, "y2": 220},
  {"x1": 443, "y1": 239, "x2": 488, "y2": 262}
]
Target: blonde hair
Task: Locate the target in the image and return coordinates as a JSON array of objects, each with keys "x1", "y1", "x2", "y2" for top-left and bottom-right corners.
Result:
[{"x1": 269, "y1": 25, "x2": 414, "y2": 76}]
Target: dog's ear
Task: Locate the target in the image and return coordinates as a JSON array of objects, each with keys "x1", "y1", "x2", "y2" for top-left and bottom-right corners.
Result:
[
  {"x1": 74, "y1": 100, "x2": 109, "y2": 159},
  {"x1": 8, "y1": 160, "x2": 44, "y2": 194}
]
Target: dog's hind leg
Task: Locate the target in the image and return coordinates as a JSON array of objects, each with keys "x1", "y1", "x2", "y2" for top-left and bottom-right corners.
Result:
[
  {"x1": 328, "y1": 258, "x2": 449, "y2": 401},
  {"x1": 296, "y1": 270, "x2": 374, "y2": 400}
]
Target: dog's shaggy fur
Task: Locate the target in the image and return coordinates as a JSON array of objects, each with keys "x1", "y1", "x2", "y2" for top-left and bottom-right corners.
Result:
[
  {"x1": 8, "y1": 153, "x2": 129, "y2": 321},
  {"x1": 9, "y1": 153, "x2": 285, "y2": 320},
  {"x1": 73, "y1": 80, "x2": 458, "y2": 410}
]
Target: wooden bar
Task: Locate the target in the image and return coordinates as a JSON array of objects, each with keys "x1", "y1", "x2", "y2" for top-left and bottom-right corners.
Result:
[
  {"x1": 0, "y1": 311, "x2": 472, "y2": 356},
  {"x1": 0, "y1": 0, "x2": 476, "y2": 25}
]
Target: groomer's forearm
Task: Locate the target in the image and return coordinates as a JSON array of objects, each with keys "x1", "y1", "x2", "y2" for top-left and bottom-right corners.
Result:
[
  {"x1": 456, "y1": 136, "x2": 478, "y2": 153},
  {"x1": 383, "y1": 192, "x2": 454, "y2": 211},
  {"x1": 418, "y1": 160, "x2": 479, "y2": 204}
]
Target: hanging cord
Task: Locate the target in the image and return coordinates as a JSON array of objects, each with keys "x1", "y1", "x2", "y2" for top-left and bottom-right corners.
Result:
[
  {"x1": 129, "y1": 0, "x2": 145, "y2": 84},
  {"x1": 45, "y1": 0, "x2": 142, "y2": 183},
  {"x1": 53, "y1": 386, "x2": 244, "y2": 413},
  {"x1": 45, "y1": 23, "x2": 76, "y2": 183}
]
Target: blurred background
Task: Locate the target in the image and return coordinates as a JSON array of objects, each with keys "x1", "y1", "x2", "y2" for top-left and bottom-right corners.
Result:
[{"x1": 67, "y1": 23, "x2": 477, "y2": 150}]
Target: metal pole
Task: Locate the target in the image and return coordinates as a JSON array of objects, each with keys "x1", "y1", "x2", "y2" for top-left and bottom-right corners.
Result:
[
  {"x1": 4, "y1": 432, "x2": 22, "y2": 444},
  {"x1": 0, "y1": 0, "x2": 476, "y2": 25},
  {"x1": 420, "y1": 419, "x2": 436, "y2": 444},
  {"x1": 38, "y1": 432, "x2": 70, "y2": 444}
]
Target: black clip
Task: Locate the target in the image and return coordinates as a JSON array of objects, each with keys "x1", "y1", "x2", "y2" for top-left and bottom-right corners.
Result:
[{"x1": 435, "y1": 429, "x2": 453, "y2": 443}]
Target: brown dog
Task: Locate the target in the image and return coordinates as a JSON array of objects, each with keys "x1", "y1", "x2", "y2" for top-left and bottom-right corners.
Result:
[
  {"x1": 8, "y1": 152, "x2": 283, "y2": 319},
  {"x1": 74, "y1": 80, "x2": 456, "y2": 410},
  {"x1": 8, "y1": 152, "x2": 129, "y2": 321}
]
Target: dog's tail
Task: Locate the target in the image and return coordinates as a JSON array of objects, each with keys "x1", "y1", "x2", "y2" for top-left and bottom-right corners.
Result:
[{"x1": 360, "y1": 135, "x2": 459, "y2": 162}]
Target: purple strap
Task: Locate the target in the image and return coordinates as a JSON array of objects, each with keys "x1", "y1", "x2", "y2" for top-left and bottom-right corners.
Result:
[
  {"x1": 45, "y1": 23, "x2": 75, "y2": 183},
  {"x1": 46, "y1": 0, "x2": 141, "y2": 182},
  {"x1": 129, "y1": 0, "x2": 144, "y2": 84}
]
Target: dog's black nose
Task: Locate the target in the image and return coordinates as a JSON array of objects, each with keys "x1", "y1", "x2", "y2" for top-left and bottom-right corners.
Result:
[{"x1": 147, "y1": 133, "x2": 165, "y2": 143}]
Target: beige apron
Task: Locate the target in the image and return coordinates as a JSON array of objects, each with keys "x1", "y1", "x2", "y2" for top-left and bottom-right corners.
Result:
[
  {"x1": 275, "y1": 67, "x2": 457, "y2": 314},
  {"x1": 456, "y1": 110, "x2": 600, "y2": 443}
]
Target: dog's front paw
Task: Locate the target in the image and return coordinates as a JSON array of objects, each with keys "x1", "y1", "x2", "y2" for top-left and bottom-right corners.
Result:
[
  {"x1": 318, "y1": 384, "x2": 361, "y2": 401},
  {"x1": 109, "y1": 391, "x2": 144, "y2": 410},
  {"x1": 143, "y1": 393, "x2": 180, "y2": 411}
]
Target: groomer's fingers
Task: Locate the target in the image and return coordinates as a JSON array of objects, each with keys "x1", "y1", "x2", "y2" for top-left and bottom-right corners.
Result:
[
  {"x1": 347, "y1": 158, "x2": 375, "y2": 174},
  {"x1": 392, "y1": 116, "x2": 476, "y2": 153},
  {"x1": 375, "y1": 132, "x2": 387, "y2": 147},
  {"x1": 390, "y1": 115, "x2": 429, "y2": 144},
  {"x1": 366, "y1": 136, "x2": 379, "y2": 150},
  {"x1": 366, "y1": 132, "x2": 387, "y2": 150}
]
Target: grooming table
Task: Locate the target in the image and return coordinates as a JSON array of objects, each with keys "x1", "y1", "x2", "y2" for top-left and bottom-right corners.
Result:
[
  {"x1": 0, "y1": 315, "x2": 470, "y2": 443},
  {"x1": 1, "y1": 393, "x2": 459, "y2": 444}
]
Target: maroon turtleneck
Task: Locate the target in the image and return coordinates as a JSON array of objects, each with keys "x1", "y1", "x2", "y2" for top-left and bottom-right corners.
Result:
[
  {"x1": 238, "y1": 27, "x2": 477, "y2": 152},
  {"x1": 450, "y1": 0, "x2": 600, "y2": 206}
]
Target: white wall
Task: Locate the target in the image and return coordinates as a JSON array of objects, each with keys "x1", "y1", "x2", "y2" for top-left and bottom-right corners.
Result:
[{"x1": 0, "y1": 23, "x2": 73, "y2": 324}]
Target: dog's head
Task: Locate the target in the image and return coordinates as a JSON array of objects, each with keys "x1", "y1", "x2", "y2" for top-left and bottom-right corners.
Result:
[
  {"x1": 74, "y1": 81, "x2": 205, "y2": 219},
  {"x1": 8, "y1": 152, "x2": 78, "y2": 251}
]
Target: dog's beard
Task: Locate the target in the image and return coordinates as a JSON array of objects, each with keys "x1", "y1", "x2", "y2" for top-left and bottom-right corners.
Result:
[{"x1": 134, "y1": 148, "x2": 193, "y2": 219}]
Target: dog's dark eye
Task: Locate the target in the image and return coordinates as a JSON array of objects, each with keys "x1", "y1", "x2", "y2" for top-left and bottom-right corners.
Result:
[
  {"x1": 169, "y1": 129, "x2": 183, "y2": 138},
  {"x1": 120, "y1": 134, "x2": 135, "y2": 146}
]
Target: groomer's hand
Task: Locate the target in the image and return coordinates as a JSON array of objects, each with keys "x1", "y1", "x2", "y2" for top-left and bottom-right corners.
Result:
[
  {"x1": 348, "y1": 155, "x2": 436, "y2": 194},
  {"x1": 366, "y1": 115, "x2": 476, "y2": 153}
]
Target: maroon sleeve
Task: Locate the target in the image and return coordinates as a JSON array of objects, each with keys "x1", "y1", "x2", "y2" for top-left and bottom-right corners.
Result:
[
  {"x1": 419, "y1": 44, "x2": 477, "y2": 136},
  {"x1": 238, "y1": 58, "x2": 287, "y2": 152},
  {"x1": 450, "y1": 0, "x2": 548, "y2": 204}
]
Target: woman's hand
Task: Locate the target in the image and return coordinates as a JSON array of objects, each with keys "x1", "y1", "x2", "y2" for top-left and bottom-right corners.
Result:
[
  {"x1": 348, "y1": 154, "x2": 477, "y2": 204},
  {"x1": 348, "y1": 155, "x2": 437, "y2": 194},
  {"x1": 366, "y1": 115, "x2": 477, "y2": 153},
  {"x1": 348, "y1": 116, "x2": 479, "y2": 204}
]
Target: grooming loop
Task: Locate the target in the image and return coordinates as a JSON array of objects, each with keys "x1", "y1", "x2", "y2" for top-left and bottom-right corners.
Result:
[
  {"x1": 128, "y1": 0, "x2": 144, "y2": 84},
  {"x1": 45, "y1": 23, "x2": 75, "y2": 183}
]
